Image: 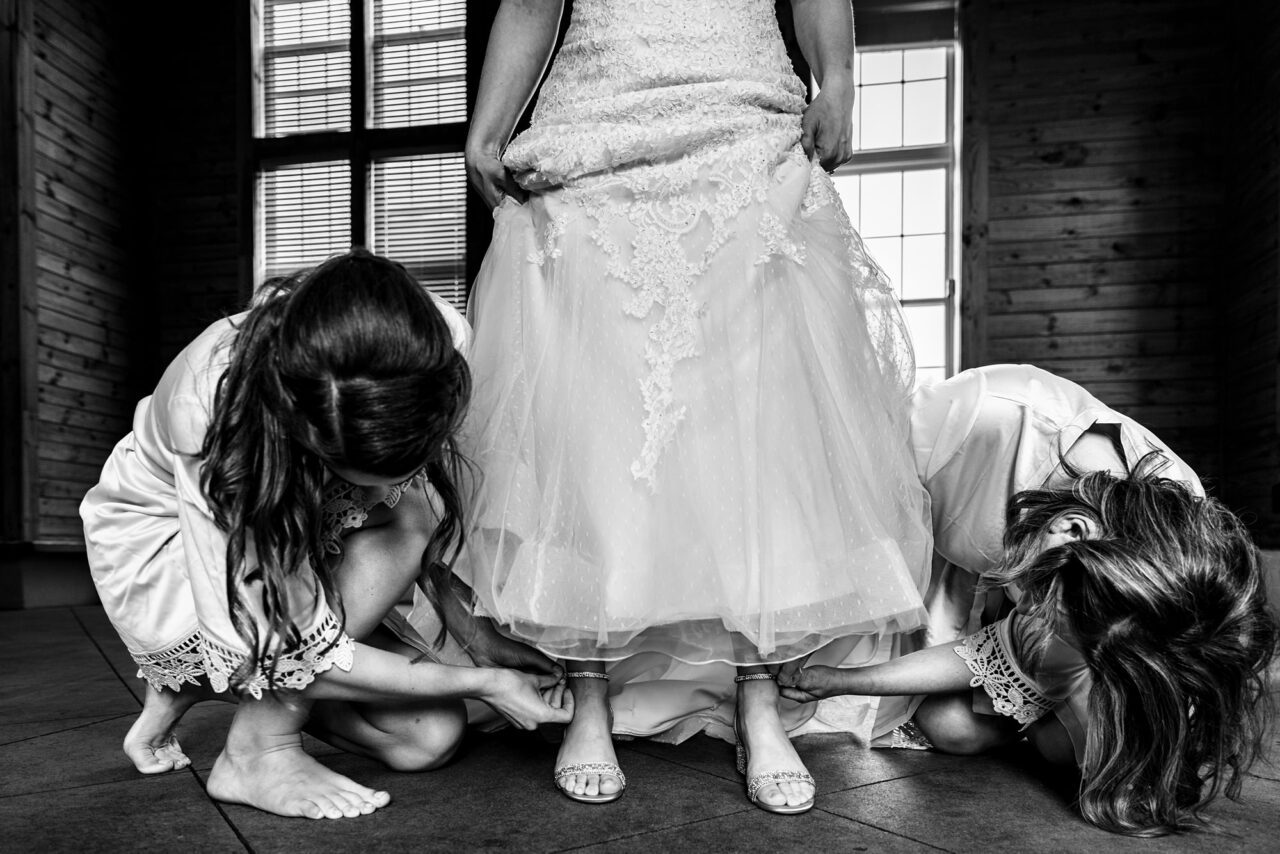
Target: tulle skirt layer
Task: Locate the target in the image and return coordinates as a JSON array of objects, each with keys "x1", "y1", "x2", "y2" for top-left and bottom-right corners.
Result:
[{"x1": 458, "y1": 151, "x2": 932, "y2": 664}]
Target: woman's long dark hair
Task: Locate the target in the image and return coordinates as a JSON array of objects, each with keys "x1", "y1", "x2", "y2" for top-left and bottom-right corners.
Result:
[
  {"x1": 199, "y1": 249, "x2": 471, "y2": 691},
  {"x1": 989, "y1": 455, "x2": 1278, "y2": 836}
]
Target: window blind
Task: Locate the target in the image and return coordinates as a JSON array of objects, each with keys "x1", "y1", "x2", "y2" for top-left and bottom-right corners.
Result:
[
  {"x1": 370, "y1": 154, "x2": 467, "y2": 310},
  {"x1": 371, "y1": 0, "x2": 467, "y2": 128},
  {"x1": 260, "y1": 0, "x2": 351, "y2": 135},
  {"x1": 259, "y1": 160, "x2": 352, "y2": 281}
]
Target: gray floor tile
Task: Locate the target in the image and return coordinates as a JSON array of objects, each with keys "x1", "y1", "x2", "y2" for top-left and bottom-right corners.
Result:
[
  {"x1": 72, "y1": 605, "x2": 149, "y2": 704},
  {"x1": 204, "y1": 730, "x2": 744, "y2": 853},
  {"x1": 0, "y1": 773, "x2": 245, "y2": 853},
  {"x1": 0, "y1": 608, "x2": 141, "y2": 725},
  {"x1": 1, "y1": 714, "x2": 159, "y2": 797},
  {"x1": 566, "y1": 806, "x2": 942, "y2": 853},
  {"x1": 0, "y1": 713, "x2": 132, "y2": 746},
  {"x1": 628, "y1": 729, "x2": 974, "y2": 794},
  {"x1": 825, "y1": 744, "x2": 1280, "y2": 853}
]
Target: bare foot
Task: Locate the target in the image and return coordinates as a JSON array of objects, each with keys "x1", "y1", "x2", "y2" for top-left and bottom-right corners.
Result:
[
  {"x1": 207, "y1": 733, "x2": 391, "y2": 819},
  {"x1": 554, "y1": 680, "x2": 623, "y2": 800},
  {"x1": 737, "y1": 680, "x2": 815, "y2": 809},
  {"x1": 123, "y1": 683, "x2": 210, "y2": 774}
]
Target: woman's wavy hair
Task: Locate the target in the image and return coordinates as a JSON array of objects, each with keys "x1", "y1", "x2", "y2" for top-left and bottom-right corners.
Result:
[
  {"x1": 987, "y1": 453, "x2": 1278, "y2": 836},
  {"x1": 200, "y1": 249, "x2": 471, "y2": 691}
]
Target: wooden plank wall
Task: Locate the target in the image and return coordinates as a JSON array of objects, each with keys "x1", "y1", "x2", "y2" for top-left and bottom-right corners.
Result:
[
  {"x1": 962, "y1": 0, "x2": 1228, "y2": 482},
  {"x1": 1223, "y1": 0, "x2": 1280, "y2": 546},
  {"x1": 28, "y1": 0, "x2": 141, "y2": 542}
]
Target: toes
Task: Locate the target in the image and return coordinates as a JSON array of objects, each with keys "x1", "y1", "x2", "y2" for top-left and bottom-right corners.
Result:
[
  {"x1": 127, "y1": 745, "x2": 176, "y2": 774},
  {"x1": 295, "y1": 799, "x2": 327, "y2": 820},
  {"x1": 154, "y1": 742, "x2": 191, "y2": 771},
  {"x1": 781, "y1": 781, "x2": 815, "y2": 806},
  {"x1": 585, "y1": 774, "x2": 600, "y2": 797},
  {"x1": 333, "y1": 789, "x2": 371, "y2": 817},
  {"x1": 599, "y1": 773, "x2": 621, "y2": 795},
  {"x1": 758, "y1": 783, "x2": 786, "y2": 806},
  {"x1": 312, "y1": 795, "x2": 348, "y2": 820}
]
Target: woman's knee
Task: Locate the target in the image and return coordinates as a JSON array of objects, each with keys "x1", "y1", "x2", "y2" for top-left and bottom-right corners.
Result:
[
  {"x1": 914, "y1": 694, "x2": 1013, "y2": 755},
  {"x1": 377, "y1": 703, "x2": 466, "y2": 772}
]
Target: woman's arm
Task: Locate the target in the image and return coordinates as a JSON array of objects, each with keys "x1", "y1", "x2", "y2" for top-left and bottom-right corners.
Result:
[
  {"x1": 789, "y1": 0, "x2": 855, "y2": 171},
  {"x1": 466, "y1": 0, "x2": 565, "y2": 209},
  {"x1": 777, "y1": 642, "x2": 974, "y2": 702},
  {"x1": 308, "y1": 642, "x2": 572, "y2": 730}
]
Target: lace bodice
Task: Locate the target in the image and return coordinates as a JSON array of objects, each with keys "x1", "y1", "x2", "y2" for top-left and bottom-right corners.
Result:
[
  {"x1": 494, "y1": 0, "x2": 898, "y2": 491},
  {"x1": 504, "y1": 0, "x2": 806, "y2": 188}
]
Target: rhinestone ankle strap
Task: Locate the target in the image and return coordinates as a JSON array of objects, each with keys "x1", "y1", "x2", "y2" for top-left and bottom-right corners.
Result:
[
  {"x1": 565, "y1": 671, "x2": 610, "y2": 680},
  {"x1": 734, "y1": 673, "x2": 775, "y2": 682}
]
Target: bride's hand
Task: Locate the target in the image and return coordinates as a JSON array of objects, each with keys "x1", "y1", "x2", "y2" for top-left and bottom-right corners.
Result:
[
  {"x1": 800, "y1": 78, "x2": 854, "y2": 172},
  {"x1": 465, "y1": 146, "x2": 526, "y2": 211}
]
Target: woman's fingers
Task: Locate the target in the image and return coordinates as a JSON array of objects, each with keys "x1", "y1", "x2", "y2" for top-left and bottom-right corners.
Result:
[
  {"x1": 776, "y1": 656, "x2": 807, "y2": 687},
  {"x1": 779, "y1": 686, "x2": 820, "y2": 703}
]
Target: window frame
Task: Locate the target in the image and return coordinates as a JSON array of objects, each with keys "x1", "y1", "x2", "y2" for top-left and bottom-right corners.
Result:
[
  {"x1": 833, "y1": 39, "x2": 961, "y2": 383},
  {"x1": 241, "y1": 0, "x2": 483, "y2": 300}
]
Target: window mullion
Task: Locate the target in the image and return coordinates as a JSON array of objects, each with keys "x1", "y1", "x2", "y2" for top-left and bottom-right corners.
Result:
[{"x1": 350, "y1": 0, "x2": 369, "y2": 248}]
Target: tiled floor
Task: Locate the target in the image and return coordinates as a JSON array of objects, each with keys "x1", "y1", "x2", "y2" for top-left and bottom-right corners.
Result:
[{"x1": 2, "y1": 606, "x2": 1278, "y2": 853}]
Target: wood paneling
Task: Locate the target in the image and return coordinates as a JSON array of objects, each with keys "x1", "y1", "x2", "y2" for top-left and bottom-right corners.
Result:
[
  {"x1": 25, "y1": 0, "x2": 140, "y2": 543},
  {"x1": 1222, "y1": 0, "x2": 1280, "y2": 546},
  {"x1": 1, "y1": 0, "x2": 38, "y2": 543},
  {"x1": 962, "y1": 0, "x2": 1229, "y2": 485}
]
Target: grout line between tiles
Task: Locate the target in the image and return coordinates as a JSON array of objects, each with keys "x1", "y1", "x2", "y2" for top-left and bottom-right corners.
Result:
[
  {"x1": 70, "y1": 607, "x2": 144, "y2": 708},
  {"x1": 0, "y1": 711, "x2": 136, "y2": 747},
  {"x1": 197, "y1": 773, "x2": 257, "y2": 853},
  {"x1": 548, "y1": 805, "x2": 757, "y2": 853},
  {"x1": 810, "y1": 808, "x2": 957, "y2": 853}
]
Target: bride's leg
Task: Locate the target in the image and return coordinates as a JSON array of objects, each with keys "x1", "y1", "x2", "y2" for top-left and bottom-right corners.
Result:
[
  {"x1": 554, "y1": 660, "x2": 625, "y2": 801},
  {"x1": 735, "y1": 664, "x2": 816, "y2": 811}
]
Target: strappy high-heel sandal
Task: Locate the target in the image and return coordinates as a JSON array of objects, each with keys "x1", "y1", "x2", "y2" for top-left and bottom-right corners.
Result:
[
  {"x1": 734, "y1": 673, "x2": 815, "y2": 815},
  {"x1": 553, "y1": 671, "x2": 627, "y2": 804}
]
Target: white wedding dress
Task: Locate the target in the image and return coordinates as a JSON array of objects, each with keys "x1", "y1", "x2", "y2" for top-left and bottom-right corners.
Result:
[{"x1": 459, "y1": 0, "x2": 932, "y2": 698}]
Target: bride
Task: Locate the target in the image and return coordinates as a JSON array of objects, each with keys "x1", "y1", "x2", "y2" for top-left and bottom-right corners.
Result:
[{"x1": 459, "y1": 0, "x2": 932, "y2": 813}]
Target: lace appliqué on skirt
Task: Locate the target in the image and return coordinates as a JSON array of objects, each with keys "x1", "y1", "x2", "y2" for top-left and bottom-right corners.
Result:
[
  {"x1": 954, "y1": 623, "x2": 1056, "y2": 728},
  {"x1": 132, "y1": 611, "x2": 355, "y2": 700}
]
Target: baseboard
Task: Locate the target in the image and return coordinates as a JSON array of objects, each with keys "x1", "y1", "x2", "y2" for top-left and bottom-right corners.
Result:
[{"x1": 0, "y1": 545, "x2": 98, "y2": 610}]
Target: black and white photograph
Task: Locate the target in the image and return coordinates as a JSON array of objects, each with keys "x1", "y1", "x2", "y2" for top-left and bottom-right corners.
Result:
[{"x1": 1, "y1": 0, "x2": 1278, "y2": 850}]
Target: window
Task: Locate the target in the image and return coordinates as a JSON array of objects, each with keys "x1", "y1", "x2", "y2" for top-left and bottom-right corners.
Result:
[
  {"x1": 831, "y1": 43, "x2": 960, "y2": 386},
  {"x1": 250, "y1": 0, "x2": 469, "y2": 309}
]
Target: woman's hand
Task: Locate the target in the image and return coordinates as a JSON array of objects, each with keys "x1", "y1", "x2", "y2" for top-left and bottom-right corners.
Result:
[
  {"x1": 440, "y1": 575, "x2": 560, "y2": 677},
  {"x1": 467, "y1": 615, "x2": 563, "y2": 678},
  {"x1": 481, "y1": 668, "x2": 575, "y2": 730},
  {"x1": 800, "y1": 79, "x2": 855, "y2": 172},
  {"x1": 776, "y1": 658, "x2": 844, "y2": 703},
  {"x1": 466, "y1": 146, "x2": 526, "y2": 212}
]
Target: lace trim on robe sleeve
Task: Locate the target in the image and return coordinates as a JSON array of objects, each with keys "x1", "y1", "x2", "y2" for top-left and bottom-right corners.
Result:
[
  {"x1": 320, "y1": 470, "x2": 425, "y2": 555},
  {"x1": 953, "y1": 623, "x2": 1056, "y2": 729},
  {"x1": 132, "y1": 611, "x2": 355, "y2": 700}
]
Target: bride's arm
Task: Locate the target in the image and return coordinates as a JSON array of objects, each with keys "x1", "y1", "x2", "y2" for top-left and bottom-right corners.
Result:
[
  {"x1": 789, "y1": 0, "x2": 856, "y2": 170},
  {"x1": 466, "y1": 0, "x2": 566, "y2": 209}
]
